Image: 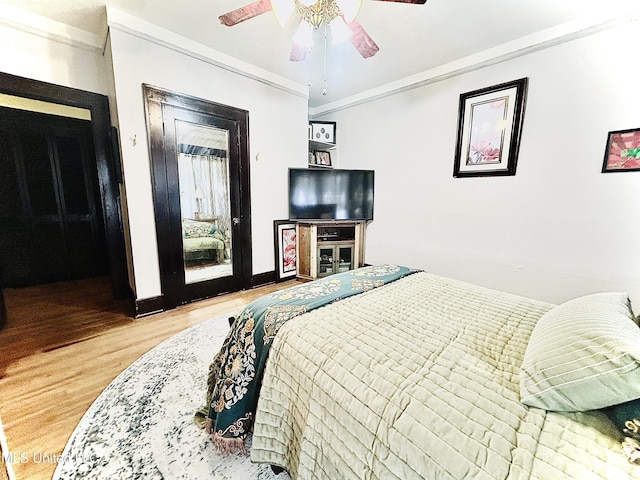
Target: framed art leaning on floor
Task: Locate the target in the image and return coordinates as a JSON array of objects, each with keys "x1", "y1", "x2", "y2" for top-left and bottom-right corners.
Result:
[{"x1": 273, "y1": 220, "x2": 297, "y2": 281}]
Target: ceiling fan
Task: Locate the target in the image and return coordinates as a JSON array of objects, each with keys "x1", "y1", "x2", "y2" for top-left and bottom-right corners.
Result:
[{"x1": 218, "y1": 0, "x2": 427, "y2": 61}]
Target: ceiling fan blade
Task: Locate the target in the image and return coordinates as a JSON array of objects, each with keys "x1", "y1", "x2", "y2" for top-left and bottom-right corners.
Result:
[
  {"x1": 290, "y1": 44, "x2": 308, "y2": 62},
  {"x1": 373, "y1": 0, "x2": 427, "y2": 3},
  {"x1": 219, "y1": 0, "x2": 273, "y2": 26},
  {"x1": 349, "y1": 21, "x2": 379, "y2": 59}
]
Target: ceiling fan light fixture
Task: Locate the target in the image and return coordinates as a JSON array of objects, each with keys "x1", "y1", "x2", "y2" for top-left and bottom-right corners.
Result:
[
  {"x1": 271, "y1": 0, "x2": 295, "y2": 27},
  {"x1": 330, "y1": 16, "x2": 352, "y2": 44},
  {"x1": 334, "y1": 0, "x2": 361, "y2": 23},
  {"x1": 292, "y1": 21, "x2": 314, "y2": 49},
  {"x1": 220, "y1": 0, "x2": 426, "y2": 62}
]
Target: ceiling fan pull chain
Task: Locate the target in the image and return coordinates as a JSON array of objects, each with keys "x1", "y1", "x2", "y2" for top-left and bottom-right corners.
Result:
[{"x1": 322, "y1": 22, "x2": 328, "y2": 96}]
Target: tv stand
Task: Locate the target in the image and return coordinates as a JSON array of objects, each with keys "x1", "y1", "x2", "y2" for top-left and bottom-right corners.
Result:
[{"x1": 296, "y1": 221, "x2": 366, "y2": 280}]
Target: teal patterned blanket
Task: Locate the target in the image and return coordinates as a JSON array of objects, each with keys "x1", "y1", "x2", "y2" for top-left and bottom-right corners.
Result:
[{"x1": 199, "y1": 264, "x2": 417, "y2": 453}]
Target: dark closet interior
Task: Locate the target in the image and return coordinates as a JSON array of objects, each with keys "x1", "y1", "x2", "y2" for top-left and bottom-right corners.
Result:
[{"x1": 0, "y1": 106, "x2": 108, "y2": 288}]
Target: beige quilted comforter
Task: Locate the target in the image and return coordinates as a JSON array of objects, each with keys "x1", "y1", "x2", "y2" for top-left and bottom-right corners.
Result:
[{"x1": 251, "y1": 272, "x2": 640, "y2": 479}]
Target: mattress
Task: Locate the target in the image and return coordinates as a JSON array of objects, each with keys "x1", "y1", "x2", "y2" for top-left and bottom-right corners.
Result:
[{"x1": 251, "y1": 272, "x2": 639, "y2": 479}]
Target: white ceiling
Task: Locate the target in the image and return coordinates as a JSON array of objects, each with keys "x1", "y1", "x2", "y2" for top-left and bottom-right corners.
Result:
[{"x1": 1, "y1": 0, "x2": 638, "y2": 111}]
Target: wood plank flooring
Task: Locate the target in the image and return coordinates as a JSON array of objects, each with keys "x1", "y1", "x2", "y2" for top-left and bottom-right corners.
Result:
[{"x1": 0, "y1": 276, "x2": 296, "y2": 480}]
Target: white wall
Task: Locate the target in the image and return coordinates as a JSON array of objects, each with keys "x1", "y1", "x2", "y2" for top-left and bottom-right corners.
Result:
[
  {"x1": 4, "y1": 9, "x2": 637, "y2": 308},
  {"x1": 323, "y1": 20, "x2": 640, "y2": 305},
  {"x1": 108, "y1": 27, "x2": 309, "y2": 300},
  {"x1": 0, "y1": 24, "x2": 107, "y2": 95}
]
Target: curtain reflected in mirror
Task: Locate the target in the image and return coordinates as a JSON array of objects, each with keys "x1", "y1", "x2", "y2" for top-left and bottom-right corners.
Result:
[{"x1": 176, "y1": 120, "x2": 232, "y2": 284}]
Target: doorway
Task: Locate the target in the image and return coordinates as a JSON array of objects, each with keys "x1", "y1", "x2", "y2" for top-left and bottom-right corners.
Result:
[
  {"x1": 0, "y1": 107, "x2": 108, "y2": 287},
  {"x1": 144, "y1": 85, "x2": 252, "y2": 309},
  {"x1": 0, "y1": 72, "x2": 128, "y2": 315}
]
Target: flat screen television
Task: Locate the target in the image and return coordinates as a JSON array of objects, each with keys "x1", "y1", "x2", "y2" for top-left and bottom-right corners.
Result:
[{"x1": 288, "y1": 168, "x2": 375, "y2": 221}]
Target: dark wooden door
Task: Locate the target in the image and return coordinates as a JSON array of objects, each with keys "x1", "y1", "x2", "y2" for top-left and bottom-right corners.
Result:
[
  {"x1": 144, "y1": 85, "x2": 252, "y2": 309},
  {"x1": 0, "y1": 107, "x2": 108, "y2": 287}
]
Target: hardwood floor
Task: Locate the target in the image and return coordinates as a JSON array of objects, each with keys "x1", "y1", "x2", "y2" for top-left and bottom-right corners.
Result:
[{"x1": 0, "y1": 276, "x2": 296, "y2": 480}]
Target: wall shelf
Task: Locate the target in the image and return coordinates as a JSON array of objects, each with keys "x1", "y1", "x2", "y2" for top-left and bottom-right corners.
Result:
[{"x1": 309, "y1": 139, "x2": 336, "y2": 151}]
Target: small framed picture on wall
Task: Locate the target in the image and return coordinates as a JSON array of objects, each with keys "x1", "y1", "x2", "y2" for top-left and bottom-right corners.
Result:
[
  {"x1": 309, "y1": 121, "x2": 336, "y2": 145},
  {"x1": 602, "y1": 127, "x2": 640, "y2": 173}
]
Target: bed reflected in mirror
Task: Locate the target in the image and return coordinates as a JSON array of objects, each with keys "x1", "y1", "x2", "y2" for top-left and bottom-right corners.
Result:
[{"x1": 176, "y1": 120, "x2": 233, "y2": 284}]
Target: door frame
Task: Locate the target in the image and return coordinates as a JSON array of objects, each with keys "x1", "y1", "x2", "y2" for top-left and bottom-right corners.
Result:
[
  {"x1": 0, "y1": 72, "x2": 128, "y2": 300},
  {"x1": 143, "y1": 85, "x2": 252, "y2": 309}
]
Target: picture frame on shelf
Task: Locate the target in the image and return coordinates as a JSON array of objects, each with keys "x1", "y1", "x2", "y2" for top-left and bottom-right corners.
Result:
[
  {"x1": 309, "y1": 121, "x2": 336, "y2": 145},
  {"x1": 273, "y1": 220, "x2": 297, "y2": 281},
  {"x1": 453, "y1": 77, "x2": 528, "y2": 178},
  {"x1": 314, "y1": 150, "x2": 332, "y2": 167},
  {"x1": 602, "y1": 127, "x2": 640, "y2": 173}
]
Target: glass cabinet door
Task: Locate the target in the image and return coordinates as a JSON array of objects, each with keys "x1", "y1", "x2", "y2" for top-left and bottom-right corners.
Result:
[
  {"x1": 317, "y1": 244, "x2": 355, "y2": 277},
  {"x1": 317, "y1": 246, "x2": 334, "y2": 277},
  {"x1": 337, "y1": 246, "x2": 354, "y2": 273}
]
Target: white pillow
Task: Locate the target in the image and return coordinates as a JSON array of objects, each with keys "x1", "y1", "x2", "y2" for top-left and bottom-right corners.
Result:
[{"x1": 520, "y1": 292, "x2": 640, "y2": 411}]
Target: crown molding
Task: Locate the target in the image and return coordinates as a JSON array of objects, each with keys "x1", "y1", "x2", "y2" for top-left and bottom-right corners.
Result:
[
  {"x1": 106, "y1": 7, "x2": 308, "y2": 101},
  {"x1": 309, "y1": 10, "x2": 640, "y2": 118},
  {"x1": 0, "y1": 4, "x2": 104, "y2": 52}
]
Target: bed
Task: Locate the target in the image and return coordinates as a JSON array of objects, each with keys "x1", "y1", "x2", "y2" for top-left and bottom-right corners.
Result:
[
  {"x1": 182, "y1": 219, "x2": 227, "y2": 266},
  {"x1": 201, "y1": 265, "x2": 640, "y2": 479}
]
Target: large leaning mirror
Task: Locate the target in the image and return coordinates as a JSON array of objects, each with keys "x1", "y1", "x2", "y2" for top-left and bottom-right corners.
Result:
[{"x1": 176, "y1": 120, "x2": 232, "y2": 284}]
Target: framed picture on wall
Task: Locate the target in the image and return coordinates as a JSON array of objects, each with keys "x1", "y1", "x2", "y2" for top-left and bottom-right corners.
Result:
[
  {"x1": 453, "y1": 78, "x2": 528, "y2": 178},
  {"x1": 309, "y1": 121, "x2": 336, "y2": 144},
  {"x1": 602, "y1": 127, "x2": 640, "y2": 173},
  {"x1": 273, "y1": 220, "x2": 297, "y2": 281}
]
